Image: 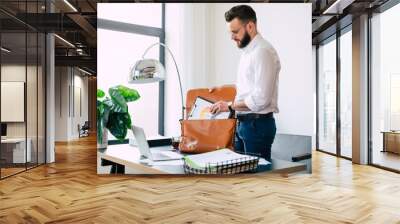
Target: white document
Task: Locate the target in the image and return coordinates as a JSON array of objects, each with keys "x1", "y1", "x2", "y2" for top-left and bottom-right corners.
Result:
[
  {"x1": 183, "y1": 148, "x2": 258, "y2": 168},
  {"x1": 188, "y1": 97, "x2": 230, "y2": 120},
  {"x1": 158, "y1": 151, "x2": 183, "y2": 159},
  {"x1": 258, "y1": 158, "x2": 271, "y2": 165},
  {"x1": 152, "y1": 159, "x2": 184, "y2": 166}
]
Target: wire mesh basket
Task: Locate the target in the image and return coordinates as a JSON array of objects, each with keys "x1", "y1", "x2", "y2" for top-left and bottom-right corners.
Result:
[{"x1": 183, "y1": 152, "x2": 260, "y2": 175}]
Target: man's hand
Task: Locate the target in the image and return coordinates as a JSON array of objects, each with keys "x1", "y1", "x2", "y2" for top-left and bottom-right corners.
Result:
[
  {"x1": 209, "y1": 101, "x2": 229, "y2": 114},
  {"x1": 208, "y1": 86, "x2": 217, "y2": 93}
]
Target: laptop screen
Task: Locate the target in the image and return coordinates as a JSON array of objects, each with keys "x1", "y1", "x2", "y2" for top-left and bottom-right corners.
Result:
[{"x1": 132, "y1": 125, "x2": 152, "y2": 159}]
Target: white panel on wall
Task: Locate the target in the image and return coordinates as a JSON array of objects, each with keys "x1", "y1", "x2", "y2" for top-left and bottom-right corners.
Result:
[
  {"x1": 73, "y1": 86, "x2": 82, "y2": 137},
  {"x1": 1, "y1": 82, "x2": 25, "y2": 122}
]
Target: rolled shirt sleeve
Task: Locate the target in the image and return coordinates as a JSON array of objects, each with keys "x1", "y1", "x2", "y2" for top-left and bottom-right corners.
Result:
[{"x1": 244, "y1": 48, "x2": 280, "y2": 112}]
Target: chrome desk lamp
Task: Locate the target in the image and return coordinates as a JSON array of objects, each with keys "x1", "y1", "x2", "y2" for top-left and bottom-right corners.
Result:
[{"x1": 129, "y1": 43, "x2": 184, "y2": 120}]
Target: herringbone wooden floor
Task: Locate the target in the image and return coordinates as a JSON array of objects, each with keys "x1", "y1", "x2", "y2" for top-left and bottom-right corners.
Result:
[{"x1": 1, "y1": 135, "x2": 400, "y2": 224}]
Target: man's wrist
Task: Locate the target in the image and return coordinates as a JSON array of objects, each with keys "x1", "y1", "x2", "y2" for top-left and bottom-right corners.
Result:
[{"x1": 228, "y1": 102, "x2": 235, "y2": 113}]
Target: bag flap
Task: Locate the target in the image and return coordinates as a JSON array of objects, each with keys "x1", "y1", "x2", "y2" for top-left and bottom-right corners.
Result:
[{"x1": 186, "y1": 86, "x2": 236, "y2": 118}]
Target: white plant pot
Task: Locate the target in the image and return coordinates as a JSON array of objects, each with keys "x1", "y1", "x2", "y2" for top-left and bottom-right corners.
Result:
[{"x1": 97, "y1": 128, "x2": 108, "y2": 149}]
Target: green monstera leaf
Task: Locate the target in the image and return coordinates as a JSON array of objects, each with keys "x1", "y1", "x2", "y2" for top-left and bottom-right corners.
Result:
[
  {"x1": 108, "y1": 88, "x2": 128, "y2": 113},
  {"x1": 106, "y1": 112, "x2": 132, "y2": 141},
  {"x1": 97, "y1": 89, "x2": 105, "y2": 98},
  {"x1": 97, "y1": 101, "x2": 104, "y2": 143},
  {"x1": 97, "y1": 99, "x2": 110, "y2": 143},
  {"x1": 108, "y1": 85, "x2": 140, "y2": 113},
  {"x1": 109, "y1": 85, "x2": 140, "y2": 102},
  {"x1": 97, "y1": 85, "x2": 139, "y2": 143},
  {"x1": 115, "y1": 85, "x2": 140, "y2": 102}
]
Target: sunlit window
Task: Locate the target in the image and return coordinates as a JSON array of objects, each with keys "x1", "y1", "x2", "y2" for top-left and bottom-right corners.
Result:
[
  {"x1": 98, "y1": 3, "x2": 162, "y2": 28},
  {"x1": 318, "y1": 37, "x2": 337, "y2": 154},
  {"x1": 97, "y1": 4, "x2": 163, "y2": 138},
  {"x1": 340, "y1": 30, "x2": 352, "y2": 158},
  {"x1": 371, "y1": 3, "x2": 400, "y2": 170}
]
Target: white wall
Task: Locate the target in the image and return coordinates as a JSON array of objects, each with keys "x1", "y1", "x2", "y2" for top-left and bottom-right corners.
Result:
[
  {"x1": 55, "y1": 67, "x2": 89, "y2": 141},
  {"x1": 165, "y1": 4, "x2": 217, "y2": 136},
  {"x1": 164, "y1": 4, "x2": 184, "y2": 137},
  {"x1": 165, "y1": 3, "x2": 314, "y2": 144}
]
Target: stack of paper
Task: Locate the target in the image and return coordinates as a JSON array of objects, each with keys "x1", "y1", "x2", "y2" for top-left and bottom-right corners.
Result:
[{"x1": 183, "y1": 148, "x2": 258, "y2": 170}]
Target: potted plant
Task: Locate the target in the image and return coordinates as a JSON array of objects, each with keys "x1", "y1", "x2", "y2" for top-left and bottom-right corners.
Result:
[{"x1": 97, "y1": 85, "x2": 140, "y2": 148}]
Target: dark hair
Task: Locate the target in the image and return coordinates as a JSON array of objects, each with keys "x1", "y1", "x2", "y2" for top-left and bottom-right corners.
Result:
[{"x1": 225, "y1": 5, "x2": 257, "y2": 24}]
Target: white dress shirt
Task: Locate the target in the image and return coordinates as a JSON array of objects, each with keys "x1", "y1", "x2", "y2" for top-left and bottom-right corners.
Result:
[{"x1": 235, "y1": 34, "x2": 281, "y2": 115}]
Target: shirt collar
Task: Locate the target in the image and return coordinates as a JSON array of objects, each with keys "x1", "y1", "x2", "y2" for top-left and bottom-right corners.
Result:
[{"x1": 241, "y1": 33, "x2": 262, "y2": 53}]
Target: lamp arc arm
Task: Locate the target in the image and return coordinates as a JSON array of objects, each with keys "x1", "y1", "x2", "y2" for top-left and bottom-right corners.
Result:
[{"x1": 142, "y1": 42, "x2": 185, "y2": 120}]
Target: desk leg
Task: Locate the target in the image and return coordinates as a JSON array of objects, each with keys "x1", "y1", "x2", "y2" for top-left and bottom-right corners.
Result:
[
  {"x1": 101, "y1": 159, "x2": 125, "y2": 174},
  {"x1": 110, "y1": 163, "x2": 125, "y2": 174}
]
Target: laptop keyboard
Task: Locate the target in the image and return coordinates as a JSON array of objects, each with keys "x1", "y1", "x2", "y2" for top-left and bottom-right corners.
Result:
[
  {"x1": 153, "y1": 151, "x2": 182, "y2": 160},
  {"x1": 154, "y1": 153, "x2": 170, "y2": 159}
]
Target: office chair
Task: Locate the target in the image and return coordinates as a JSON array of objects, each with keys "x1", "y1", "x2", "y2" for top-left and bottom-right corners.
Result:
[{"x1": 78, "y1": 121, "x2": 90, "y2": 138}]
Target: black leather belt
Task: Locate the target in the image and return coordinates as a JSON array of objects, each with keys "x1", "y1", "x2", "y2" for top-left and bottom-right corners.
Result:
[{"x1": 236, "y1": 112, "x2": 273, "y2": 121}]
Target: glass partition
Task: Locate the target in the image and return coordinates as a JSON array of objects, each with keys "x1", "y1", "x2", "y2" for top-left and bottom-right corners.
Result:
[
  {"x1": 27, "y1": 30, "x2": 38, "y2": 169},
  {"x1": 0, "y1": 1, "x2": 46, "y2": 179},
  {"x1": 1, "y1": 31, "x2": 28, "y2": 177},
  {"x1": 37, "y1": 32, "x2": 45, "y2": 165}
]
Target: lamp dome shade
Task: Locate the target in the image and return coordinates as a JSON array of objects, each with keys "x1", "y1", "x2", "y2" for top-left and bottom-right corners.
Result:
[{"x1": 129, "y1": 59, "x2": 165, "y2": 84}]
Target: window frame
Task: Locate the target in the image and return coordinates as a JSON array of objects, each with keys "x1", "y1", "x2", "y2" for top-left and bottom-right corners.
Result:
[
  {"x1": 316, "y1": 24, "x2": 353, "y2": 161},
  {"x1": 316, "y1": 0, "x2": 400, "y2": 173},
  {"x1": 368, "y1": 0, "x2": 400, "y2": 173},
  {"x1": 97, "y1": 3, "x2": 166, "y2": 144}
]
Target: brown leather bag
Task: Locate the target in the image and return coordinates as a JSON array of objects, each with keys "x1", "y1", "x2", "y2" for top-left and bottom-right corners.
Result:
[{"x1": 179, "y1": 86, "x2": 237, "y2": 154}]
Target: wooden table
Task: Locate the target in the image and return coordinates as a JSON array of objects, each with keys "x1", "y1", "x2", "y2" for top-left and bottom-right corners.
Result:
[
  {"x1": 382, "y1": 131, "x2": 400, "y2": 154},
  {"x1": 1, "y1": 138, "x2": 32, "y2": 165},
  {"x1": 97, "y1": 143, "x2": 307, "y2": 175}
]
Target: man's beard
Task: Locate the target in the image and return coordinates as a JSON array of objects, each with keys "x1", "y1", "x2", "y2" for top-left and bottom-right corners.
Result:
[{"x1": 238, "y1": 31, "x2": 251, "y2": 49}]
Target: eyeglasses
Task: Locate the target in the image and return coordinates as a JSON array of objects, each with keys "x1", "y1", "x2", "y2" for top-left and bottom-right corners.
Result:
[{"x1": 229, "y1": 22, "x2": 249, "y2": 38}]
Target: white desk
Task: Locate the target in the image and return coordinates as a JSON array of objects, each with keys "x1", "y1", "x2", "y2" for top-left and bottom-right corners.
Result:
[
  {"x1": 98, "y1": 144, "x2": 307, "y2": 175},
  {"x1": 1, "y1": 138, "x2": 31, "y2": 163}
]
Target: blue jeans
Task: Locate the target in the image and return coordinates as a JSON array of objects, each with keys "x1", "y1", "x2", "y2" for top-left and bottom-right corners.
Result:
[{"x1": 234, "y1": 116, "x2": 276, "y2": 162}]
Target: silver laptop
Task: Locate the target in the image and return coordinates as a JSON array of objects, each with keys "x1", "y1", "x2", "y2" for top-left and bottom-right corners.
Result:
[{"x1": 131, "y1": 125, "x2": 183, "y2": 161}]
